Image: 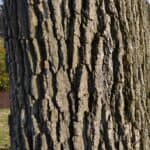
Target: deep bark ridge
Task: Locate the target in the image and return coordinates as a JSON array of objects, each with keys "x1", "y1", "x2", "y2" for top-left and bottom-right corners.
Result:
[{"x1": 4, "y1": 0, "x2": 150, "y2": 150}]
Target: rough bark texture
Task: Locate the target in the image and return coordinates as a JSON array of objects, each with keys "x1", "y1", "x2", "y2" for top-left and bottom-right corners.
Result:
[{"x1": 4, "y1": 0, "x2": 150, "y2": 150}]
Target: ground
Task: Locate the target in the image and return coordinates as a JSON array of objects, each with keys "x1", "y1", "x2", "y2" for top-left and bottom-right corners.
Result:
[
  {"x1": 0, "y1": 92, "x2": 9, "y2": 108},
  {"x1": 0, "y1": 109, "x2": 10, "y2": 149}
]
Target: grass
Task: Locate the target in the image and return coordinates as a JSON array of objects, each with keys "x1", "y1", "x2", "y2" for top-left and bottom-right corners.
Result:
[{"x1": 0, "y1": 109, "x2": 10, "y2": 149}]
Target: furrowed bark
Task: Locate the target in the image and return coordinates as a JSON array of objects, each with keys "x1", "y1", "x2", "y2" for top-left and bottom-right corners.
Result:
[{"x1": 4, "y1": 0, "x2": 150, "y2": 150}]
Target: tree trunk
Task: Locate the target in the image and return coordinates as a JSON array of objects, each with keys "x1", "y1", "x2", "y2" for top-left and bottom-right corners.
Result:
[{"x1": 4, "y1": 0, "x2": 150, "y2": 149}]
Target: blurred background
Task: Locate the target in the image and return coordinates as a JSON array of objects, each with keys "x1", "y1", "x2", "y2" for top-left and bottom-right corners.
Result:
[{"x1": 0, "y1": 1, "x2": 10, "y2": 149}]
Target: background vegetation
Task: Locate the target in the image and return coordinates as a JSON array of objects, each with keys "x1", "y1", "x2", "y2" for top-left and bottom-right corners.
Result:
[
  {"x1": 0, "y1": 37, "x2": 10, "y2": 149},
  {"x1": 0, "y1": 38, "x2": 9, "y2": 91}
]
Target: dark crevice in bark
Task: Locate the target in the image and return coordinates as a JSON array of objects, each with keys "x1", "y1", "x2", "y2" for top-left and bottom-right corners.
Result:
[
  {"x1": 56, "y1": 114, "x2": 61, "y2": 142},
  {"x1": 83, "y1": 112, "x2": 90, "y2": 150},
  {"x1": 60, "y1": 0, "x2": 69, "y2": 38},
  {"x1": 37, "y1": 74, "x2": 45, "y2": 100},
  {"x1": 45, "y1": 131, "x2": 54, "y2": 150},
  {"x1": 87, "y1": 69, "x2": 95, "y2": 114},
  {"x1": 26, "y1": 39, "x2": 39, "y2": 74},
  {"x1": 68, "y1": 91, "x2": 75, "y2": 150},
  {"x1": 73, "y1": 66, "x2": 83, "y2": 114},
  {"x1": 97, "y1": 2, "x2": 105, "y2": 34},
  {"x1": 66, "y1": 0, "x2": 76, "y2": 68},
  {"x1": 51, "y1": 72, "x2": 61, "y2": 113},
  {"x1": 101, "y1": 104, "x2": 113, "y2": 150},
  {"x1": 91, "y1": 33, "x2": 99, "y2": 71},
  {"x1": 33, "y1": 5, "x2": 48, "y2": 61},
  {"x1": 79, "y1": 0, "x2": 89, "y2": 65},
  {"x1": 21, "y1": 41, "x2": 33, "y2": 149},
  {"x1": 122, "y1": 55, "x2": 133, "y2": 122}
]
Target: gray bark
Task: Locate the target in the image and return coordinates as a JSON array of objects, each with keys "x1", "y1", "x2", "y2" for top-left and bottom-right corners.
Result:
[{"x1": 4, "y1": 0, "x2": 150, "y2": 150}]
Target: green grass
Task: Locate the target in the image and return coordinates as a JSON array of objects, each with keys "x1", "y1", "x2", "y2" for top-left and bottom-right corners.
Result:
[
  {"x1": 0, "y1": 37, "x2": 9, "y2": 91},
  {"x1": 0, "y1": 109, "x2": 10, "y2": 149}
]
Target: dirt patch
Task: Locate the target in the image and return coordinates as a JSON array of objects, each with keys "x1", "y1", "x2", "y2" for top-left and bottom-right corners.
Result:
[{"x1": 0, "y1": 92, "x2": 10, "y2": 108}]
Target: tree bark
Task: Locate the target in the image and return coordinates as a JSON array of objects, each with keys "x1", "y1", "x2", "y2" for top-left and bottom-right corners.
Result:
[{"x1": 4, "y1": 0, "x2": 150, "y2": 149}]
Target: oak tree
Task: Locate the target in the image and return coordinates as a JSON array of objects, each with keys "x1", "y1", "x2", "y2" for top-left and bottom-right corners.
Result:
[{"x1": 4, "y1": 0, "x2": 150, "y2": 149}]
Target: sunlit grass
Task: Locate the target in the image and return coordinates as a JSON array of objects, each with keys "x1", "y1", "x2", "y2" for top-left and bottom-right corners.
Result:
[
  {"x1": 0, "y1": 37, "x2": 4, "y2": 51},
  {"x1": 0, "y1": 109, "x2": 10, "y2": 149}
]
